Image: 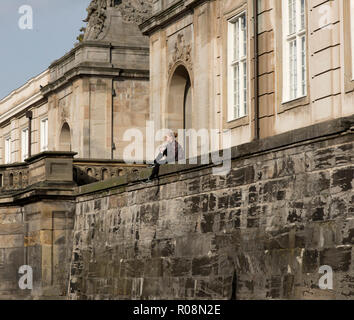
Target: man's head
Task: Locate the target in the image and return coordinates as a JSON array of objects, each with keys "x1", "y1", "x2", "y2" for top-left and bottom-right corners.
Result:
[{"x1": 165, "y1": 130, "x2": 177, "y2": 143}]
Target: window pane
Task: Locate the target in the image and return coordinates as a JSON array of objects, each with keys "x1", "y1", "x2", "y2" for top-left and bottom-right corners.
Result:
[
  {"x1": 234, "y1": 64, "x2": 240, "y2": 119},
  {"x1": 301, "y1": 0, "x2": 305, "y2": 30},
  {"x1": 242, "y1": 14, "x2": 247, "y2": 57},
  {"x1": 301, "y1": 36, "x2": 306, "y2": 96},
  {"x1": 289, "y1": 40, "x2": 297, "y2": 99},
  {"x1": 5, "y1": 138, "x2": 11, "y2": 164},
  {"x1": 283, "y1": 0, "x2": 307, "y2": 101},
  {"x1": 41, "y1": 119, "x2": 48, "y2": 151},
  {"x1": 234, "y1": 20, "x2": 239, "y2": 61},
  {"x1": 243, "y1": 61, "x2": 247, "y2": 117},
  {"x1": 288, "y1": 0, "x2": 296, "y2": 34},
  {"x1": 22, "y1": 129, "x2": 29, "y2": 162},
  {"x1": 229, "y1": 12, "x2": 247, "y2": 120}
]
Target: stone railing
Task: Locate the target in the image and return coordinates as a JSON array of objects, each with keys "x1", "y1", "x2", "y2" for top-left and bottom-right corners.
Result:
[
  {"x1": 73, "y1": 159, "x2": 146, "y2": 186},
  {"x1": 0, "y1": 152, "x2": 148, "y2": 194},
  {"x1": 0, "y1": 152, "x2": 76, "y2": 195},
  {"x1": 0, "y1": 163, "x2": 29, "y2": 193}
]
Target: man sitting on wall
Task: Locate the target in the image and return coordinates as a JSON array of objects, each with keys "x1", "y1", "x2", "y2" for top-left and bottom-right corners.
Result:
[{"x1": 144, "y1": 130, "x2": 185, "y2": 183}]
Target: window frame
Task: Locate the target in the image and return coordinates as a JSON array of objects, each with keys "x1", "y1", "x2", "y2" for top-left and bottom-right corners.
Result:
[
  {"x1": 351, "y1": 0, "x2": 354, "y2": 80},
  {"x1": 40, "y1": 117, "x2": 48, "y2": 152},
  {"x1": 343, "y1": 0, "x2": 354, "y2": 93},
  {"x1": 282, "y1": 0, "x2": 308, "y2": 103},
  {"x1": 21, "y1": 127, "x2": 29, "y2": 162},
  {"x1": 4, "y1": 136, "x2": 11, "y2": 164},
  {"x1": 227, "y1": 11, "x2": 248, "y2": 122}
]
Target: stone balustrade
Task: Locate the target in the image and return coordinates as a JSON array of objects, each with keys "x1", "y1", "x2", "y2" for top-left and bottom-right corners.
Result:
[
  {"x1": 0, "y1": 152, "x2": 147, "y2": 194},
  {"x1": 0, "y1": 163, "x2": 29, "y2": 193},
  {"x1": 73, "y1": 159, "x2": 146, "y2": 186},
  {"x1": 0, "y1": 152, "x2": 76, "y2": 194}
]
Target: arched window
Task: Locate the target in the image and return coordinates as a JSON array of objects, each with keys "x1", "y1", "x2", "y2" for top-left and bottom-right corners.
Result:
[
  {"x1": 59, "y1": 122, "x2": 71, "y2": 152},
  {"x1": 168, "y1": 65, "x2": 192, "y2": 133},
  {"x1": 102, "y1": 169, "x2": 109, "y2": 181},
  {"x1": 9, "y1": 173, "x2": 14, "y2": 187},
  {"x1": 168, "y1": 65, "x2": 193, "y2": 158},
  {"x1": 19, "y1": 172, "x2": 23, "y2": 187},
  {"x1": 87, "y1": 168, "x2": 93, "y2": 177}
]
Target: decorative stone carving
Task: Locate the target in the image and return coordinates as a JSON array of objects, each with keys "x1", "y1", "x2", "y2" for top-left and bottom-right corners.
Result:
[
  {"x1": 83, "y1": 0, "x2": 153, "y2": 41},
  {"x1": 117, "y1": 0, "x2": 153, "y2": 24},
  {"x1": 83, "y1": 0, "x2": 108, "y2": 40},
  {"x1": 168, "y1": 34, "x2": 193, "y2": 74}
]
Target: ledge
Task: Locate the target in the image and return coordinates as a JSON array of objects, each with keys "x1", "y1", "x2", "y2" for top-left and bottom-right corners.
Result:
[
  {"x1": 41, "y1": 64, "x2": 149, "y2": 97},
  {"x1": 0, "y1": 162, "x2": 28, "y2": 169},
  {"x1": 73, "y1": 158, "x2": 147, "y2": 166},
  {"x1": 25, "y1": 151, "x2": 77, "y2": 163},
  {"x1": 48, "y1": 41, "x2": 149, "y2": 69},
  {"x1": 140, "y1": 0, "x2": 210, "y2": 35},
  {"x1": 76, "y1": 115, "x2": 354, "y2": 197}
]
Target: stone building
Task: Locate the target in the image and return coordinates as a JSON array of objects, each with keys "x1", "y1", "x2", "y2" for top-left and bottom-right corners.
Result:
[
  {"x1": 0, "y1": 0, "x2": 353, "y2": 300},
  {"x1": 0, "y1": 0, "x2": 152, "y2": 164},
  {"x1": 142, "y1": 0, "x2": 354, "y2": 149}
]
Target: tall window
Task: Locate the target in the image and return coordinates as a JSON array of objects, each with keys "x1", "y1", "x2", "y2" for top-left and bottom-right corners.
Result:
[
  {"x1": 351, "y1": 0, "x2": 354, "y2": 78},
  {"x1": 40, "y1": 118, "x2": 48, "y2": 152},
  {"x1": 21, "y1": 128, "x2": 29, "y2": 162},
  {"x1": 282, "y1": 0, "x2": 307, "y2": 101},
  {"x1": 228, "y1": 12, "x2": 247, "y2": 121},
  {"x1": 5, "y1": 137, "x2": 11, "y2": 164}
]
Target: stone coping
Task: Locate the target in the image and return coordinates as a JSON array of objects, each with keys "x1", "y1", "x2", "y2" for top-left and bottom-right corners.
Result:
[
  {"x1": 1, "y1": 115, "x2": 353, "y2": 203},
  {"x1": 49, "y1": 41, "x2": 149, "y2": 69},
  {"x1": 0, "y1": 162, "x2": 28, "y2": 169},
  {"x1": 41, "y1": 65, "x2": 149, "y2": 97},
  {"x1": 25, "y1": 151, "x2": 78, "y2": 164},
  {"x1": 77, "y1": 115, "x2": 354, "y2": 196},
  {"x1": 73, "y1": 158, "x2": 147, "y2": 166}
]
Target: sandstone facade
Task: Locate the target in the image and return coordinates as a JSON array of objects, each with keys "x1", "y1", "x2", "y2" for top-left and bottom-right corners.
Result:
[{"x1": 0, "y1": 0, "x2": 353, "y2": 300}]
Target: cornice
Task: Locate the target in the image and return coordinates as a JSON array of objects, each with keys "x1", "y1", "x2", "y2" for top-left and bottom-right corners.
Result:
[
  {"x1": 0, "y1": 70, "x2": 49, "y2": 104},
  {"x1": 41, "y1": 64, "x2": 149, "y2": 97},
  {"x1": 0, "y1": 93, "x2": 47, "y2": 127},
  {"x1": 140, "y1": 0, "x2": 211, "y2": 35}
]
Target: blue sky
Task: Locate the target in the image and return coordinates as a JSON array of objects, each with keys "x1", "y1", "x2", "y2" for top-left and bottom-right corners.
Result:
[{"x1": 0, "y1": 0, "x2": 91, "y2": 99}]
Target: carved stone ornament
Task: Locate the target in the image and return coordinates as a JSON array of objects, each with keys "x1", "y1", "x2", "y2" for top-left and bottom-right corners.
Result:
[
  {"x1": 83, "y1": 0, "x2": 108, "y2": 40},
  {"x1": 168, "y1": 34, "x2": 193, "y2": 74},
  {"x1": 117, "y1": 0, "x2": 153, "y2": 24},
  {"x1": 83, "y1": 0, "x2": 152, "y2": 41}
]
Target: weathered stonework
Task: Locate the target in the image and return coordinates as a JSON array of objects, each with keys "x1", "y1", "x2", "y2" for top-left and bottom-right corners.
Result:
[
  {"x1": 83, "y1": 0, "x2": 153, "y2": 41},
  {"x1": 168, "y1": 34, "x2": 193, "y2": 74},
  {"x1": 0, "y1": 0, "x2": 353, "y2": 301},
  {"x1": 0, "y1": 116, "x2": 353, "y2": 300},
  {"x1": 67, "y1": 117, "x2": 354, "y2": 300}
]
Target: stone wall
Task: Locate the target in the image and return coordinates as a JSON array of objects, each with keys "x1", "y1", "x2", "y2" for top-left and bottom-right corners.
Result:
[
  {"x1": 0, "y1": 152, "x2": 77, "y2": 300},
  {"x1": 0, "y1": 117, "x2": 352, "y2": 300},
  {"x1": 68, "y1": 117, "x2": 354, "y2": 300}
]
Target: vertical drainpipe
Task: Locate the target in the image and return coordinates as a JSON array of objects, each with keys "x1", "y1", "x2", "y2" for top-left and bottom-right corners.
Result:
[
  {"x1": 110, "y1": 43, "x2": 116, "y2": 159},
  {"x1": 25, "y1": 110, "x2": 33, "y2": 158},
  {"x1": 111, "y1": 78, "x2": 116, "y2": 160},
  {"x1": 253, "y1": 0, "x2": 260, "y2": 140}
]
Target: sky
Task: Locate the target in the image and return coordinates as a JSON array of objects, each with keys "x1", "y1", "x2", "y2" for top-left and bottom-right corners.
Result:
[{"x1": 0, "y1": 0, "x2": 91, "y2": 100}]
